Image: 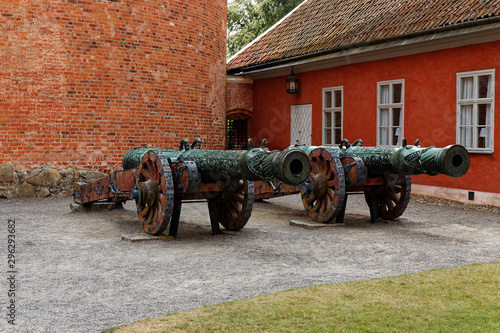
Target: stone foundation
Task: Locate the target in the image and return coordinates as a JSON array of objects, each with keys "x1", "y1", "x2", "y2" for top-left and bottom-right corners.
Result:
[{"x1": 0, "y1": 164, "x2": 107, "y2": 199}]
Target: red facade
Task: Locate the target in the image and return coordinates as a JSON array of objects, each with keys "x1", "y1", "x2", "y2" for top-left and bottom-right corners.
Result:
[{"x1": 248, "y1": 42, "x2": 500, "y2": 195}]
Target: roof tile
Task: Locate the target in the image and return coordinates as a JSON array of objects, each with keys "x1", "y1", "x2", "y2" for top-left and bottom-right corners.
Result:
[{"x1": 228, "y1": 0, "x2": 500, "y2": 71}]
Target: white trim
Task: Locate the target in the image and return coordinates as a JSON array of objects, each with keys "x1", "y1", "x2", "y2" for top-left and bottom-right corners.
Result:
[
  {"x1": 377, "y1": 79, "x2": 405, "y2": 147},
  {"x1": 227, "y1": 0, "x2": 309, "y2": 63},
  {"x1": 234, "y1": 22, "x2": 500, "y2": 79},
  {"x1": 322, "y1": 86, "x2": 343, "y2": 146},
  {"x1": 412, "y1": 184, "x2": 500, "y2": 207},
  {"x1": 456, "y1": 69, "x2": 495, "y2": 154}
]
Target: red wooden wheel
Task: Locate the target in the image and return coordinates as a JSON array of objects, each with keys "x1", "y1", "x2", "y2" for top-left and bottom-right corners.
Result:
[
  {"x1": 377, "y1": 174, "x2": 411, "y2": 220},
  {"x1": 215, "y1": 180, "x2": 254, "y2": 230},
  {"x1": 301, "y1": 148, "x2": 346, "y2": 223},
  {"x1": 135, "y1": 150, "x2": 175, "y2": 235}
]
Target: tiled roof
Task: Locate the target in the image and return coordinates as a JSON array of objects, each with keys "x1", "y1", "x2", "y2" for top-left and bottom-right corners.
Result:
[{"x1": 227, "y1": 0, "x2": 500, "y2": 71}]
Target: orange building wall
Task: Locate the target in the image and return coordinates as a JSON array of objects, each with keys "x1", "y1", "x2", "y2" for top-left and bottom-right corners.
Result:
[
  {"x1": 251, "y1": 41, "x2": 500, "y2": 194},
  {"x1": 0, "y1": 0, "x2": 227, "y2": 172}
]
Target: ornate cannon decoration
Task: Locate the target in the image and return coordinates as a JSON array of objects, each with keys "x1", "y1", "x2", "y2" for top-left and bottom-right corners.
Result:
[
  {"x1": 254, "y1": 139, "x2": 470, "y2": 224},
  {"x1": 72, "y1": 139, "x2": 311, "y2": 236}
]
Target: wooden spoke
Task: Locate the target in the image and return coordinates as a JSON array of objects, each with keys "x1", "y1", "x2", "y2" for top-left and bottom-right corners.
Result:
[
  {"x1": 301, "y1": 148, "x2": 346, "y2": 223},
  {"x1": 305, "y1": 194, "x2": 317, "y2": 204},
  {"x1": 140, "y1": 167, "x2": 151, "y2": 179},
  {"x1": 311, "y1": 161, "x2": 320, "y2": 174}
]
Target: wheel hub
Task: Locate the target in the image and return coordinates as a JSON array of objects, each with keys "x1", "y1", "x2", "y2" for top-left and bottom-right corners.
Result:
[
  {"x1": 137, "y1": 178, "x2": 158, "y2": 207},
  {"x1": 311, "y1": 172, "x2": 329, "y2": 198}
]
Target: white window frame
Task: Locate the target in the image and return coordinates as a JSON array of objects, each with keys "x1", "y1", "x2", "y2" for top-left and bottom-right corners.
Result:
[
  {"x1": 322, "y1": 86, "x2": 343, "y2": 146},
  {"x1": 456, "y1": 69, "x2": 495, "y2": 154},
  {"x1": 377, "y1": 79, "x2": 404, "y2": 147}
]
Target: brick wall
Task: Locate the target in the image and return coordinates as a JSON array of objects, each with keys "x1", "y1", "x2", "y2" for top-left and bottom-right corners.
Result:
[
  {"x1": 226, "y1": 75, "x2": 253, "y2": 118},
  {"x1": 0, "y1": 0, "x2": 227, "y2": 172}
]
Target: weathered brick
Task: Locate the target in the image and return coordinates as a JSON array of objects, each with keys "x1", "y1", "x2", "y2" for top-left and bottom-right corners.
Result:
[{"x1": 0, "y1": 0, "x2": 227, "y2": 172}]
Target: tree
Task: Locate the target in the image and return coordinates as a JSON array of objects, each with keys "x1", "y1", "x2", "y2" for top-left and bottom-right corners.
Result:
[{"x1": 227, "y1": 0, "x2": 304, "y2": 58}]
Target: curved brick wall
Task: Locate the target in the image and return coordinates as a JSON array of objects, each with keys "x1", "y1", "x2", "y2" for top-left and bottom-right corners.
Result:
[{"x1": 0, "y1": 0, "x2": 227, "y2": 172}]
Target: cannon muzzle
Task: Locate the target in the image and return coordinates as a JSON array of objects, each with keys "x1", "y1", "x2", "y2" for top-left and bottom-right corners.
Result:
[
  {"x1": 331, "y1": 139, "x2": 470, "y2": 178},
  {"x1": 426, "y1": 145, "x2": 470, "y2": 177},
  {"x1": 391, "y1": 144, "x2": 470, "y2": 177},
  {"x1": 239, "y1": 147, "x2": 311, "y2": 185}
]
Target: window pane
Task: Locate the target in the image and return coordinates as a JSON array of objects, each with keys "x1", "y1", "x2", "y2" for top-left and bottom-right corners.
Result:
[
  {"x1": 379, "y1": 85, "x2": 389, "y2": 104},
  {"x1": 379, "y1": 127, "x2": 389, "y2": 145},
  {"x1": 324, "y1": 112, "x2": 332, "y2": 128},
  {"x1": 380, "y1": 108, "x2": 389, "y2": 126},
  {"x1": 478, "y1": 128, "x2": 486, "y2": 148},
  {"x1": 460, "y1": 127, "x2": 473, "y2": 148},
  {"x1": 478, "y1": 75, "x2": 492, "y2": 99},
  {"x1": 460, "y1": 77, "x2": 474, "y2": 100},
  {"x1": 334, "y1": 90, "x2": 342, "y2": 108},
  {"x1": 334, "y1": 111, "x2": 341, "y2": 128},
  {"x1": 392, "y1": 83, "x2": 402, "y2": 103},
  {"x1": 324, "y1": 129, "x2": 332, "y2": 145},
  {"x1": 481, "y1": 127, "x2": 491, "y2": 149},
  {"x1": 460, "y1": 105, "x2": 473, "y2": 126},
  {"x1": 477, "y1": 104, "x2": 491, "y2": 126},
  {"x1": 324, "y1": 91, "x2": 332, "y2": 108},
  {"x1": 335, "y1": 129, "x2": 342, "y2": 144},
  {"x1": 392, "y1": 127, "x2": 401, "y2": 146},
  {"x1": 392, "y1": 108, "x2": 401, "y2": 126}
]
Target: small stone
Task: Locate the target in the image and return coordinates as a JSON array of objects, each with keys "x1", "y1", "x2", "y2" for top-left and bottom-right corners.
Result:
[
  {"x1": 15, "y1": 170, "x2": 26, "y2": 183},
  {"x1": 0, "y1": 165, "x2": 15, "y2": 183},
  {"x1": 78, "y1": 169, "x2": 108, "y2": 182},
  {"x1": 13, "y1": 182, "x2": 36, "y2": 198},
  {"x1": 27, "y1": 166, "x2": 62, "y2": 187},
  {"x1": 36, "y1": 187, "x2": 51, "y2": 198},
  {"x1": 121, "y1": 233, "x2": 174, "y2": 242},
  {"x1": 56, "y1": 189, "x2": 73, "y2": 197},
  {"x1": 60, "y1": 167, "x2": 79, "y2": 183}
]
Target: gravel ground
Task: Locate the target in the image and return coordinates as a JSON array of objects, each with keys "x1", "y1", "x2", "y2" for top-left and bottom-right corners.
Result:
[{"x1": 0, "y1": 194, "x2": 499, "y2": 332}]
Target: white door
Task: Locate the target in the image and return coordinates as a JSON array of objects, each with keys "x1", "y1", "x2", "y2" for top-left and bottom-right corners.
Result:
[{"x1": 290, "y1": 104, "x2": 312, "y2": 145}]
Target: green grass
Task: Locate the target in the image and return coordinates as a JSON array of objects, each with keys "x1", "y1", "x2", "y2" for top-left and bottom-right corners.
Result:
[{"x1": 107, "y1": 262, "x2": 500, "y2": 332}]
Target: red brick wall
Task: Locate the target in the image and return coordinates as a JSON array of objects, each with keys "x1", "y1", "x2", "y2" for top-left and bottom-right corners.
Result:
[
  {"x1": 251, "y1": 41, "x2": 500, "y2": 194},
  {"x1": 0, "y1": 0, "x2": 227, "y2": 171}
]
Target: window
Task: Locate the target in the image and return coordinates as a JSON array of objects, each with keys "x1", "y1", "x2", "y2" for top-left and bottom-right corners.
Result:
[
  {"x1": 322, "y1": 87, "x2": 342, "y2": 145},
  {"x1": 457, "y1": 70, "x2": 495, "y2": 153},
  {"x1": 377, "y1": 80, "x2": 404, "y2": 146},
  {"x1": 227, "y1": 118, "x2": 248, "y2": 150}
]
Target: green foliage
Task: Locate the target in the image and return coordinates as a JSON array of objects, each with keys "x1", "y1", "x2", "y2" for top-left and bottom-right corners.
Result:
[{"x1": 227, "y1": 0, "x2": 304, "y2": 58}]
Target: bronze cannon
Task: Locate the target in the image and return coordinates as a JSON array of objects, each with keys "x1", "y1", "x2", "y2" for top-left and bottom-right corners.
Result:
[
  {"x1": 72, "y1": 139, "x2": 311, "y2": 236},
  {"x1": 253, "y1": 139, "x2": 470, "y2": 223}
]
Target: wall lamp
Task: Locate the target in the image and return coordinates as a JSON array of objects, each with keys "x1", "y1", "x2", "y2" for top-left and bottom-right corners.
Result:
[{"x1": 286, "y1": 68, "x2": 299, "y2": 94}]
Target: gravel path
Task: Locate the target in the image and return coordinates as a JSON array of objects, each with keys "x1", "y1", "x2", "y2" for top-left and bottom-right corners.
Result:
[{"x1": 0, "y1": 194, "x2": 498, "y2": 332}]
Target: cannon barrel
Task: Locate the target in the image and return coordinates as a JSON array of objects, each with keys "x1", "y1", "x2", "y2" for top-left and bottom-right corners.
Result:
[
  {"x1": 330, "y1": 141, "x2": 470, "y2": 177},
  {"x1": 122, "y1": 142, "x2": 311, "y2": 186}
]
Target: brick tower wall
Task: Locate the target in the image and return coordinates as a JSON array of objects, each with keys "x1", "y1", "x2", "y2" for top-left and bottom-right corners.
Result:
[{"x1": 0, "y1": 0, "x2": 227, "y2": 172}]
